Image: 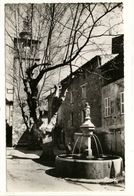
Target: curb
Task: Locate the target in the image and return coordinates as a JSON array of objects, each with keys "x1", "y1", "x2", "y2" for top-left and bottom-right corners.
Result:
[{"x1": 64, "y1": 176, "x2": 125, "y2": 184}]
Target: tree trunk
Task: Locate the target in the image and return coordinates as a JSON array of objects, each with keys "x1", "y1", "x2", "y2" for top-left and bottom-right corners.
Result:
[{"x1": 24, "y1": 79, "x2": 42, "y2": 149}]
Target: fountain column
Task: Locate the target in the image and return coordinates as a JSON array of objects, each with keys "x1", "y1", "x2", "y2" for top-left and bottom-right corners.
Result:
[
  {"x1": 80, "y1": 102, "x2": 95, "y2": 159},
  {"x1": 87, "y1": 136, "x2": 92, "y2": 157}
]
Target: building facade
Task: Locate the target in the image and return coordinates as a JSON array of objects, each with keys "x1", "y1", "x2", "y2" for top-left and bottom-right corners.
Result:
[
  {"x1": 49, "y1": 56, "x2": 102, "y2": 150},
  {"x1": 50, "y1": 35, "x2": 124, "y2": 158},
  {"x1": 100, "y1": 35, "x2": 124, "y2": 157}
]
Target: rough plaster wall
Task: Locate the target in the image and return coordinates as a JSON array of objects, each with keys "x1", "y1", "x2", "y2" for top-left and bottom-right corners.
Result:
[
  {"x1": 58, "y1": 65, "x2": 102, "y2": 146},
  {"x1": 102, "y1": 129, "x2": 124, "y2": 157},
  {"x1": 101, "y1": 78, "x2": 124, "y2": 156}
]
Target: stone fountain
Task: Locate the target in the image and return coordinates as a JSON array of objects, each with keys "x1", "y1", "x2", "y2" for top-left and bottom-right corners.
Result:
[{"x1": 55, "y1": 103, "x2": 123, "y2": 181}]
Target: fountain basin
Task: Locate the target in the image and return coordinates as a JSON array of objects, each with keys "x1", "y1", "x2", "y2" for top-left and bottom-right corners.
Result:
[{"x1": 56, "y1": 154, "x2": 123, "y2": 179}]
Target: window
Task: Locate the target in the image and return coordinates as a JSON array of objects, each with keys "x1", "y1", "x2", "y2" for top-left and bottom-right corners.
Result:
[
  {"x1": 81, "y1": 83, "x2": 87, "y2": 99},
  {"x1": 104, "y1": 97, "x2": 111, "y2": 117},
  {"x1": 120, "y1": 92, "x2": 124, "y2": 114}
]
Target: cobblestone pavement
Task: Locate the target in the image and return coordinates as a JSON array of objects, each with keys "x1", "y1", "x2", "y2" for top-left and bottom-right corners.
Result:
[{"x1": 7, "y1": 149, "x2": 125, "y2": 192}]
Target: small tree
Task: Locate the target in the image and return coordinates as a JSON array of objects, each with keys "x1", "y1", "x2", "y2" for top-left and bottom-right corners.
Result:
[{"x1": 5, "y1": 3, "x2": 123, "y2": 147}]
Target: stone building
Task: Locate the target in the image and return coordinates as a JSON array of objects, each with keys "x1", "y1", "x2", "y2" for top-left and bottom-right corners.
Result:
[
  {"x1": 47, "y1": 56, "x2": 102, "y2": 150},
  {"x1": 6, "y1": 17, "x2": 124, "y2": 157},
  {"x1": 48, "y1": 35, "x2": 124, "y2": 157},
  {"x1": 99, "y1": 35, "x2": 124, "y2": 157}
]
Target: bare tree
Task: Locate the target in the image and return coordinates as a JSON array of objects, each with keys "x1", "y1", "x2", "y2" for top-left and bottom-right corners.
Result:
[{"x1": 5, "y1": 3, "x2": 123, "y2": 148}]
